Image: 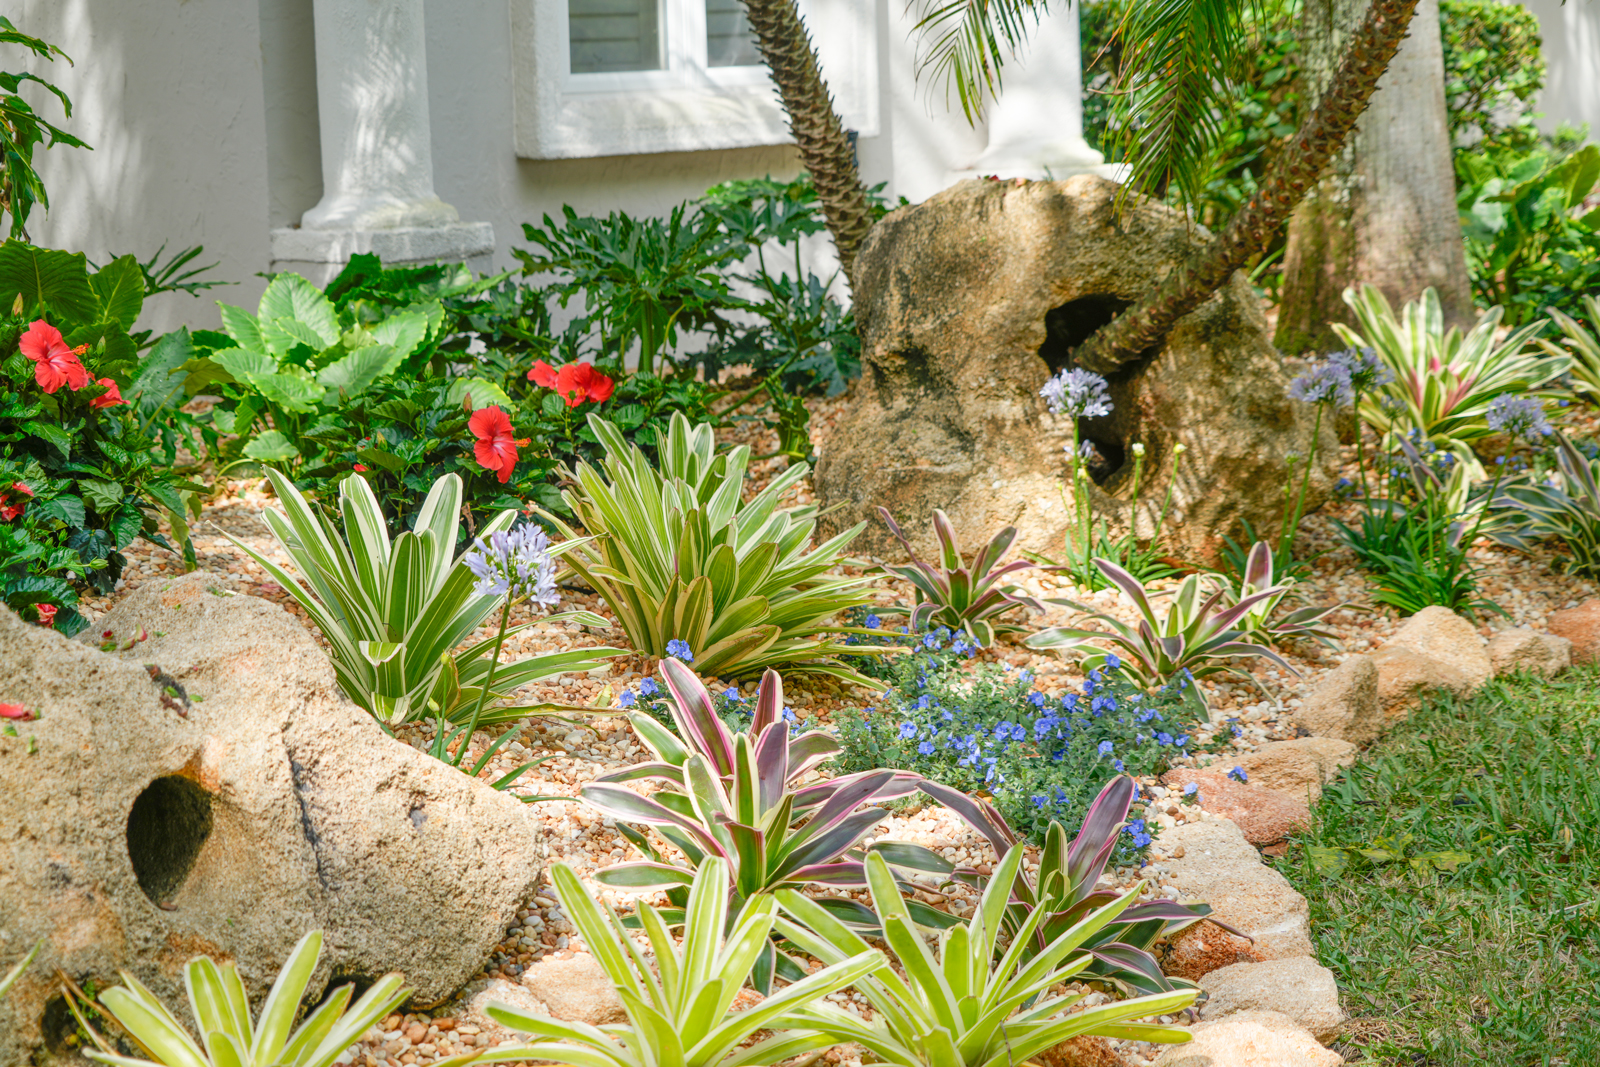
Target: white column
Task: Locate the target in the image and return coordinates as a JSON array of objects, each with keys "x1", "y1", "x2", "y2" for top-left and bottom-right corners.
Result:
[
  {"x1": 954, "y1": 5, "x2": 1125, "y2": 183},
  {"x1": 270, "y1": 0, "x2": 493, "y2": 283},
  {"x1": 303, "y1": 0, "x2": 455, "y2": 229}
]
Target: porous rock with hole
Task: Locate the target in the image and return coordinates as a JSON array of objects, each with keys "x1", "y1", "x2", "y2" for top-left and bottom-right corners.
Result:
[
  {"x1": 812, "y1": 174, "x2": 1335, "y2": 564},
  {"x1": 0, "y1": 573, "x2": 541, "y2": 1065}
]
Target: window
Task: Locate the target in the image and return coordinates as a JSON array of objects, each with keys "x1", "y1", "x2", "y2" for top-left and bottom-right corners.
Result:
[
  {"x1": 511, "y1": 0, "x2": 878, "y2": 159},
  {"x1": 569, "y1": 0, "x2": 664, "y2": 74}
]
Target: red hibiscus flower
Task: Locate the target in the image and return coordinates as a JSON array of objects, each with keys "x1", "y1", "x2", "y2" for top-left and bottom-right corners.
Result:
[
  {"x1": 469, "y1": 405, "x2": 529, "y2": 484},
  {"x1": 19, "y1": 320, "x2": 91, "y2": 394},
  {"x1": 0, "y1": 703, "x2": 33, "y2": 721},
  {"x1": 0, "y1": 481, "x2": 32, "y2": 522},
  {"x1": 528, "y1": 360, "x2": 614, "y2": 407},
  {"x1": 353, "y1": 463, "x2": 369, "y2": 472},
  {"x1": 90, "y1": 377, "x2": 127, "y2": 409},
  {"x1": 35, "y1": 603, "x2": 56, "y2": 628},
  {"x1": 528, "y1": 360, "x2": 560, "y2": 389}
]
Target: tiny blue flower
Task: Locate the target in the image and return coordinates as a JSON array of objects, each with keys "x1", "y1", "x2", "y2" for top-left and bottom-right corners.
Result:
[
  {"x1": 865, "y1": 614, "x2": 881, "y2": 628},
  {"x1": 1228, "y1": 766, "x2": 1248, "y2": 783},
  {"x1": 665, "y1": 639, "x2": 694, "y2": 661},
  {"x1": 918, "y1": 740, "x2": 936, "y2": 755},
  {"x1": 639, "y1": 678, "x2": 660, "y2": 697},
  {"x1": 1156, "y1": 732, "x2": 1174, "y2": 746},
  {"x1": 723, "y1": 687, "x2": 742, "y2": 702},
  {"x1": 1028, "y1": 691, "x2": 1046, "y2": 708},
  {"x1": 1131, "y1": 832, "x2": 1152, "y2": 848},
  {"x1": 1113, "y1": 759, "x2": 1125, "y2": 771},
  {"x1": 922, "y1": 632, "x2": 939, "y2": 649},
  {"x1": 1175, "y1": 734, "x2": 1190, "y2": 747},
  {"x1": 1098, "y1": 740, "x2": 1115, "y2": 756},
  {"x1": 1184, "y1": 783, "x2": 1199, "y2": 796},
  {"x1": 616, "y1": 690, "x2": 636, "y2": 707},
  {"x1": 1104, "y1": 652, "x2": 1122, "y2": 670},
  {"x1": 898, "y1": 721, "x2": 918, "y2": 740},
  {"x1": 1032, "y1": 794, "x2": 1049, "y2": 809}
]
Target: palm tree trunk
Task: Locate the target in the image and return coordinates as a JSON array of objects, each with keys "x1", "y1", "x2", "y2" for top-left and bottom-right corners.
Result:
[
  {"x1": 1072, "y1": 0, "x2": 1422, "y2": 373},
  {"x1": 742, "y1": 0, "x2": 874, "y2": 290}
]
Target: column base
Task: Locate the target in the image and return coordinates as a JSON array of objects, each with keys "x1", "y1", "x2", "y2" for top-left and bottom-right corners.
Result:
[
  {"x1": 951, "y1": 138, "x2": 1129, "y2": 185},
  {"x1": 269, "y1": 222, "x2": 496, "y2": 286}
]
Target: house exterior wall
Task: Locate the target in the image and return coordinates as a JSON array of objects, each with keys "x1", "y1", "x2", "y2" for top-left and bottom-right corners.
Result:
[{"x1": 1522, "y1": 0, "x2": 1600, "y2": 140}]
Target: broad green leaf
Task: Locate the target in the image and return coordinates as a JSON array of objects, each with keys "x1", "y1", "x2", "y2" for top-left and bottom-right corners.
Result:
[
  {"x1": 80, "y1": 478, "x2": 124, "y2": 514},
  {"x1": 368, "y1": 306, "x2": 433, "y2": 358},
  {"x1": 210, "y1": 346, "x2": 278, "y2": 380},
  {"x1": 218, "y1": 303, "x2": 266, "y2": 352},
  {"x1": 258, "y1": 273, "x2": 340, "y2": 347},
  {"x1": 90, "y1": 254, "x2": 145, "y2": 328},
  {"x1": 129, "y1": 328, "x2": 194, "y2": 416},
  {"x1": 318, "y1": 344, "x2": 402, "y2": 400},
  {"x1": 262, "y1": 314, "x2": 333, "y2": 354},
  {"x1": 447, "y1": 376, "x2": 513, "y2": 410},
  {"x1": 0, "y1": 240, "x2": 96, "y2": 321},
  {"x1": 243, "y1": 430, "x2": 301, "y2": 462},
  {"x1": 254, "y1": 370, "x2": 326, "y2": 412}
]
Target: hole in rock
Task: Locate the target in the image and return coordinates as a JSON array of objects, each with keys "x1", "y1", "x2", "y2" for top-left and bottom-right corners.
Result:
[
  {"x1": 126, "y1": 775, "x2": 213, "y2": 906},
  {"x1": 1039, "y1": 293, "x2": 1133, "y2": 374}
]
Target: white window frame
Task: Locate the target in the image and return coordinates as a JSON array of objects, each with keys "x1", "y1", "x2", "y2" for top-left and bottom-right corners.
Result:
[{"x1": 510, "y1": 0, "x2": 879, "y2": 159}]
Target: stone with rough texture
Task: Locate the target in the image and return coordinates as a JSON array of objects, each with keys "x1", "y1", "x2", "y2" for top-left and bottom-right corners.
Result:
[
  {"x1": 1486, "y1": 628, "x2": 1571, "y2": 678},
  {"x1": 1153, "y1": 1010, "x2": 1342, "y2": 1067},
  {"x1": 813, "y1": 175, "x2": 1335, "y2": 565},
  {"x1": 1371, "y1": 645, "x2": 1473, "y2": 720},
  {"x1": 1543, "y1": 600, "x2": 1600, "y2": 664},
  {"x1": 1035, "y1": 1035, "x2": 1124, "y2": 1067},
  {"x1": 1160, "y1": 772, "x2": 1310, "y2": 846},
  {"x1": 518, "y1": 953, "x2": 628, "y2": 1026},
  {"x1": 1292, "y1": 654, "x2": 1382, "y2": 745},
  {"x1": 1163, "y1": 923, "x2": 1266, "y2": 982},
  {"x1": 1159, "y1": 820, "x2": 1313, "y2": 959},
  {"x1": 0, "y1": 574, "x2": 541, "y2": 1067},
  {"x1": 1230, "y1": 737, "x2": 1357, "y2": 803},
  {"x1": 1384, "y1": 607, "x2": 1492, "y2": 689},
  {"x1": 1198, "y1": 958, "x2": 1345, "y2": 1043}
]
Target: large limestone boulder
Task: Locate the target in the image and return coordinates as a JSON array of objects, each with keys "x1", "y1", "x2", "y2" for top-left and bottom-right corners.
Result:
[
  {"x1": 814, "y1": 175, "x2": 1335, "y2": 564},
  {"x1": 0, "y1": 574, "x2": 541, "y2": 1066},
  {"x1": 1486, "y1": 628, "x2": 1571, "y2": 678}
]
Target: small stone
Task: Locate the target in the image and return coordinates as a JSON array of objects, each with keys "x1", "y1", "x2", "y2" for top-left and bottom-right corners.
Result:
[
  {"x1": 1548, "y1": 599, "x2": 1600, "y2": 664},
  {"x1": 1153, "y1": 1010, "x2": 1341, "y2": 1066},
  {"x1": 403, "y1": 1023, "x2": 426, "y2": 1044},
  {"x1": 1199, "y1": 957, "x2": 1345, "y2": 1043},
  {"x1": 1486, "y1": 628, "x2": 1572, "y2": 679},
  {"x1": 1164, "y1": 922, "x2": 1265, "y2": 982},
  {"x1": 1161, "y1": 820, "x2": 1312, "y2": 961},
  {"x1": 1229, "y1": 737, "x2": 1357, "y2": 803},
  {"x1": 518, "y1": 952, "x2": 626, "y2": 1026},
  {"x1": 1293, "y1": 655, "x2": 1381, "y2": 744},
  {"x1": 1160, "y1": 770, "x2": 1309, "y2": 846}
]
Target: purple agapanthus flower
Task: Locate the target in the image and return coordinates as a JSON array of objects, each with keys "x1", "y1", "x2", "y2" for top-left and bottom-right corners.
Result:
[
  {"x1": 464, "y1": 525, "x2": 559, "y2": 604},
  {"x1": 1040, "y1": 368, "x2": 1113, "y2": 419},
  {"x1": 1486, "y1": 394, "x2": 1552, "y2": 445},
  {"x1": 1288, "y1": 360, "x2": 1354, "y2": 406}
]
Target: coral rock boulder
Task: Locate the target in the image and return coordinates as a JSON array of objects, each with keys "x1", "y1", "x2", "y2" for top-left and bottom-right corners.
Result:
[
  {"x1": 0, "y1": 574, "x2": 541, "y2": 1066},
  {"x1": 814, "y1": 175, "x2": 1334, "y2": 564}
]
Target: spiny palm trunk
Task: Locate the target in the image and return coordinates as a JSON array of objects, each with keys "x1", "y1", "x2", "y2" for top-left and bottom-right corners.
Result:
[
  {"x1": 742, "y1": 0, "x2": 874, "y2": 290},
  {"x1": 1072, "y1": 0, "x2": 1422, "y2": 373}
]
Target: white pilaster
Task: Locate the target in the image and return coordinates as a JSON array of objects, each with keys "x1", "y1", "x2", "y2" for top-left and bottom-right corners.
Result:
[
  {"x1": 271, "y1": 0, "x2": 494, "y2": 282},
  {"x1": 950, "y1": 6, "x2": 1125, "y2": 184}
]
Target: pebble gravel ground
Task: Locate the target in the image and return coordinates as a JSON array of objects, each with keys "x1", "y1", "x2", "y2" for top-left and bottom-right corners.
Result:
[{"x1": 79, "y1": 391, "x2": 1598, "y2": 1067}]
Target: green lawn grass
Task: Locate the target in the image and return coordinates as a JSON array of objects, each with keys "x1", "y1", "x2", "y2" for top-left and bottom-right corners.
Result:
[{"x1": 1283, "y1": 668, "x2": 1600, "y2": 1066}]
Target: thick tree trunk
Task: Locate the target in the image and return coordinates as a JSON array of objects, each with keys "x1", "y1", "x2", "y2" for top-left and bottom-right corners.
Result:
[
  {"x1": 1072, "y1": 0, "x2": 1422, "y2": 374},
  {"x1": 1274, "y1": 0, "x2": 1472, "y2": 355},
  {"x1": 742, "y1": 0, "x2": 874, "y2": 291}
]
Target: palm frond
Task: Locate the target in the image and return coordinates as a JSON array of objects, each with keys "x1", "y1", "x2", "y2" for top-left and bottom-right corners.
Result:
[
  {"x1": 1112, "y1": 0, "x2": 1252, "y2": 210},
  {"x1": 908, "y1": 0, "x2": 1047, "y2": 122}
]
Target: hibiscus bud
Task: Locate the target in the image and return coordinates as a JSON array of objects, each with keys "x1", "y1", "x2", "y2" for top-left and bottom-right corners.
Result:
[{"x1": 10, "y1": 293, "x2": 21, "y2": 316}]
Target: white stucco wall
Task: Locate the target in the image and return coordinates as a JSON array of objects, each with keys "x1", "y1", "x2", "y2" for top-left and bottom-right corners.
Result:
[
  {"x1": 6, "y1": 0, "x2": 1025, "y2": 338},
  {"x1": 1522, "y1": 0, "x2": 1600, "y2": 139},
  {"x1": 16, "y1": 0, "x2": 276, "y2": 335}
]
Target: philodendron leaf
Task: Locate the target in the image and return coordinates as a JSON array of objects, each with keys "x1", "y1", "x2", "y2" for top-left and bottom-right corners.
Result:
[
  {"x1": 243, "y1": 430, "x2": 301, "y2": 462},
  {"x1": 1305, "y1": 846, "x2": 1349, "y2": 876}
]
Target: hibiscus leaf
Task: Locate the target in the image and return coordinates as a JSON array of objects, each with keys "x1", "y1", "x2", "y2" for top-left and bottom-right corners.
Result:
[
  {"x1": 19, "y1": 419, "x2": 71, "y2": 458},
  {"x1": 32, "y1": 494, "x2": 85, "y2": 527},
  {"x1": 110, "y1": 502, "x2": 145, "y2": 549},
  {"x1": 79, "y1": 478, "x2": 124, "y2": 515}
]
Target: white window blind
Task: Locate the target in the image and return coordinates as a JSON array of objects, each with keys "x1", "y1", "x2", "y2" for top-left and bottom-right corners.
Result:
[
  {"x1": 568, "y1": 0, "x2": 663, "y2": 73},
  {"x1": 705, "y1": 0, "x2": 760, "y2": 67}
]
